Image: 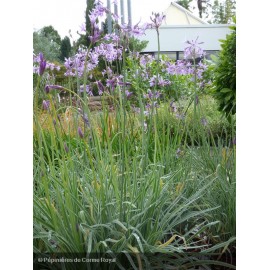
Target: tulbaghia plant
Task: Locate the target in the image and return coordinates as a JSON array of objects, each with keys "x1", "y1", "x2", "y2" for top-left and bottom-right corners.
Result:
[{"x1": 33, "y1": 2, "x2": 236, "y2": 268}]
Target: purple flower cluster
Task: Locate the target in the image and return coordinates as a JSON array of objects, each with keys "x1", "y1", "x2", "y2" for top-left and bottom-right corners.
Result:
[
  {"x1": 165, "y1": 55, "x2": 207, "y2": 82},
  {"x1": 184, "y1": 37, "x2": 205, "y2": 60},
  {"x1": 79, "y1": 85, "x2": 93, "y2": 96},
  {"x1": 89, "y1": 1, "x2": 107, "y2": 25},
  {"x1": 150, "y1": 76, "x2": 171, "y2": 87},
  {"x1": 64, "y1": 29, "x2": 123, "y2": 78},
  {"x1": 36, "y1": 1, "x2": 209, "y2": 110},
  {"x1": 139, "y1": 54, "x2": 155, "y2": 67},
  {"x1": 150, "y1": 12, "x2": 166, "y2": 30},
  {"x1": 33, "y1": 53, "x2": 60, "y2": 75},
  {"x1": 64, "y1": 47, "x2": 100, "y2": 77},
  {"x1": 89, "y1": 26, "x2": 101, "y2": 44},
  {"x1": 103, "y1": 33, "x2": 120, "y2": 43},
  {"x1": 143, "y1": 89, "x2": 161, "y2": 100},
  {"x1": 165, "y1": 60, "x2": 188, "y2": 76},
  {"x1": 95, "y1": 42, "x2": 122, "y2": 62},
  {"x1": 120, "y1": 22, "x2": 149, "y2": 38},
  {"x1": 96, "y1": 80, "x2": 105, "y2": 95}
]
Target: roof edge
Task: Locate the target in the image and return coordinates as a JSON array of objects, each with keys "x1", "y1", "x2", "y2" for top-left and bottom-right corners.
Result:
[{"x1": 170, "y1": 2, "x2": 208, "y2": 24}]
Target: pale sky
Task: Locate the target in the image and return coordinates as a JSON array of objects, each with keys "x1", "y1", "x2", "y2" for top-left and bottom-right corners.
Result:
[{"x1": 33, "y1": 0, "x2": 199, "y2": 40}]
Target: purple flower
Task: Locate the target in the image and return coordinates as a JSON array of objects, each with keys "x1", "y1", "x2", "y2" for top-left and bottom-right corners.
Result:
[
  {"x1": 125, "y1": 90, "x2": 133, "y2": 99},
  {"x1": 102, "y1": 66, "x2": 113, "y2": 77},
  {"x1": 79, "y1": 23, "x2": 86, "y2": 33},
  {"x1": 106, "y1": 78, "x2": 117, "y2": 91},
  {"x1": 196, "y1": 68, "x2": 204, "y2": 79},
  {"x1": 81, "y1": 113, "x2": 90, "y2": 127},
  {"x1": 166, "y1": 64, "x2": 176, "y2": 75},
  {"x1": 118, "y1": 81, "x2": 131, "y2": 87},
  {"x1": 166, "y1": 60, "x2": 188, "y2": 75},
  {"x1": 144, "y1": 89, "x2": 161, "y2": 100},
  {"x1": 140, "y1": 54, "x2": 154, "y2": 67},
  {"x1": 120, "y1": 21, "x2": 148, "y2": 37},
  {"x1": 150, "y1": 12, "x2": 166, "y2": 30},
  {"x1": 79, "y1": 85, "x2": 93, "y2": 96},
  {"x1": 184, "y1": 37, "x2": 205, "y2": 59},
  {"x1": 149, "y1": 76, "x2": 157, "y2": 87},
  {"x1": 78, "y1": 127, "x2": 84, "y2": 138},
  {"x1": 46, "y1": 62, "x2": 60, "y2": 71},
  {"x1": 89, "y1": 25, "x2": 100, "y2": 44},
  {"x1": 112, "y1": 13, "x2": 120, "y2": 21},
  {"x1": 45, "y1": 85, "x2": 64, "y2": 94},
  {"x1": 42, "y1": 100, "x2": 50, "y2": 110},
  {"x1": 39, "y1": 53, "x2": 46, "y2": 76},
  {"x1": 198, "y1": 61, "x2": 207, "y2": 70},
  {"x1": 155, "y1": 91, "x2": 161, "y2": 99},
  {"x1": 103, "y1": 33, "x2": 120, "y2": 43},
  {"x1": 96, "y1": 80, "x2": 104, "y2": 95},
  {"x1": 158, "y1": 77, "x2": 171, "y2": 87},
  {"x1": 144, "y1": 89, "x2": 153, "y2": 99},
  {"x1": 130, "y1": 22, "x2": 148, "y2": 37},
  {"x1": 89, "y1": 13, "x2": 98, "y2": 24}
]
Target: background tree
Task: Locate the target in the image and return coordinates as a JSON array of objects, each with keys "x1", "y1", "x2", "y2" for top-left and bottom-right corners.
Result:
[
  {"x1": 60, "y1": 36, "x2": 72, "y2": 61},
  {"x1": 211, "y1": 0, "x2": 235, "y2": 23},
  {"x1": 175, "y1": 0, "x2": 193, "y2": 11},
  {"x1": 224, "y1": 0, "x2": 236, "y2": 23},
  {"x1": 197, "y1": 0, "x2": 212, "y2": 20},
  {"x1": 40, "y1": 25, "x2": 62, "y2": 46},
  {"x1": 33, "y1": 29, "x2": 61, "y2": 62},
  {"x1": 174, "y1": 0, "x2": 213, "y2": 21}
]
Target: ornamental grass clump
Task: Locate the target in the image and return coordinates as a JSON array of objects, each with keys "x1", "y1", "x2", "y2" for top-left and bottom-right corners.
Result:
[{"x1": 33, "y1": 1, "x2": 236, "y2": 269}]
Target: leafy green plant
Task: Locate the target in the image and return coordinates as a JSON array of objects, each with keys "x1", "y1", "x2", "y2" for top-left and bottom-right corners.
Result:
[
  {"x1": 128, "y1": 37, "x2": 149, "y2": 53},
  {"x1": 211, "y1": 20, "x2": 236, "y2": 116}
]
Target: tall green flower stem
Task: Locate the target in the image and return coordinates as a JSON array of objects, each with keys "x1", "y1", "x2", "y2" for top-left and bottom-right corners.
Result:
[
  {"x1": 34, "y1": 75, "x2": 41, "y2": 112},
  {"x1": 149, "y1": 22, "x2": 162, "y2": 165},
  {"x1": 119, "y1": 44, "x2": 128, "y2": 222}
]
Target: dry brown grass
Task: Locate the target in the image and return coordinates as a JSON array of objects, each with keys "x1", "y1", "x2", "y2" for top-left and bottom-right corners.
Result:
[{"x1": 34, "y1": 106, "x2": 141, "y2": 141}]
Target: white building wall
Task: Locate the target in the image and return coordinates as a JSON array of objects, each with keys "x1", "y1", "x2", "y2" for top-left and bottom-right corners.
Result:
[{"x1": 139, "y1": 25, "x2": 233, "y2": 52}]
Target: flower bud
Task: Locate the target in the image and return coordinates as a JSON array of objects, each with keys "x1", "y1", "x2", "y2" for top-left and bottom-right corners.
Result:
[
  {"x1": 42, "y1": 100, "x2": 50, "y2": 110},
  {"x1": 78, "y1": 127, "x2": 84, "y2": 138},
  {"x1": 64, "y1": 142, "x2": 69, "y2": 153},
  {"x1": 39, "y1": 53, "x2": 46, "y2": 76}
]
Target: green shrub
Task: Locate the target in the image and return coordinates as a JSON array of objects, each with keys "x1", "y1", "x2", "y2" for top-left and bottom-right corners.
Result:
[{"x1": 212, "y1": 20, "x2": 236, "y2": 116}]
